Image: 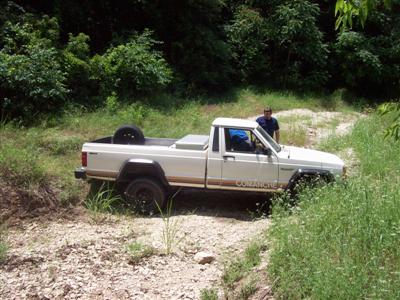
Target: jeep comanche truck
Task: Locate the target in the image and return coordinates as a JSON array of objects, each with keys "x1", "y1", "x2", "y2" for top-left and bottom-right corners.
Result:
[{"x1": 75, "y1": 118, "x2": 345, "y2": 212}]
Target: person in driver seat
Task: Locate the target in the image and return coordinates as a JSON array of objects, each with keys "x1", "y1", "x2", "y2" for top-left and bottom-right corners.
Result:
[{"x1": 229, "y1": 129, "x2": 253, "y2": 152}]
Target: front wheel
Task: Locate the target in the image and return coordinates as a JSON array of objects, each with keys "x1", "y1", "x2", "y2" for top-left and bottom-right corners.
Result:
[
  {"x1": 288, "y1": 174, "x2": 327, "y2": 199},
  {"x1": 124, "y1": 178, "x2": 166, "y2": 214}
]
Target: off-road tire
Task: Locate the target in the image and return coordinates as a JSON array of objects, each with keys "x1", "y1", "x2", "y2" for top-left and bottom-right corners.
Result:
[
  {"x1": 124, "y1": 178, "x2": 166, "y2": 214},
  {"x1": 112, "y1": 125, "x2": 145, "y2": 145},
  {"x1": 288, "y1": 174, "x2": 326, "y2": 199}
]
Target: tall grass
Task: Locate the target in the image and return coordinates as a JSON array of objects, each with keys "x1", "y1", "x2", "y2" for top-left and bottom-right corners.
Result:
[
  {"x1": 156, "y1": 199, "x2": 184, "y2": 255},
  {"x1": 200, "y1": 288, "x2": 218, "y2": 300},
  {"x1": 0, "y1": 141, "x2": 46, "y2": 186},
  {"x1": 84, "y1": 183, "x2": 121, "y2": 223},
  {"x1": 268, "y1": 112, "x2": 400, "y2": 299}
]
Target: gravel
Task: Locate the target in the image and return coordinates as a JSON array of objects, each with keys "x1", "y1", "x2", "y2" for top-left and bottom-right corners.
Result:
[{"x1": 1, "y1": 191, "x2": 270, "y2": 299}]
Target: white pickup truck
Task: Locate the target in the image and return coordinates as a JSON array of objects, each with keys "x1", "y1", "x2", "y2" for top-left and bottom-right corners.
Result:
[{"x1": 75, "y1": 118, "x2": 345, "y2": 212}]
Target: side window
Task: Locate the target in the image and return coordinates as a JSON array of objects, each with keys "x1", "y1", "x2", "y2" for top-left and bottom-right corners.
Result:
[
  {"x1": 212, "y1": 126, "x2": 219, "y2": 152},
  {"x1": 224, "y1": 128, "x2": 256, "y2": 153}
]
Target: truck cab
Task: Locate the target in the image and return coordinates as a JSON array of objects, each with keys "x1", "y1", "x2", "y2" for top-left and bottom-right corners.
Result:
[
  {"x1": 206, "y1": 117, "x2": 344, "y2": 192},
  {"x1": 206, "y1": 118, "x2": 281, "y2": 191}
]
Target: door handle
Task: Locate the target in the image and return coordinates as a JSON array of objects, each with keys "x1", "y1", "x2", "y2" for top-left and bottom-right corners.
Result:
[{"x1": 223, "y1": 155, "x2": 235, "y2": 161}]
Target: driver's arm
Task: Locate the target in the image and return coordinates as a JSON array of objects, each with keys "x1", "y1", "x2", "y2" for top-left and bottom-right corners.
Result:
[{"x1": 275, "y1": 130, "x2": 280, "y2": 144}]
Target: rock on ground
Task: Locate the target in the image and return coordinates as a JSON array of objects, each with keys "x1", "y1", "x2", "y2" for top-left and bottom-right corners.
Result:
[{"x1": 194, "y1": 252, "x2": 215, "y2": 264}]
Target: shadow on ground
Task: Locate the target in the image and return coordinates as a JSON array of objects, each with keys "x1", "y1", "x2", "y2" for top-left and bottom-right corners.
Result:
[
  {"x1": 169, "y1": 188, "x2": 273, "y2": 221},
  {"x1": 87, "y1": 180, "x2": 274, "y2": 221}
]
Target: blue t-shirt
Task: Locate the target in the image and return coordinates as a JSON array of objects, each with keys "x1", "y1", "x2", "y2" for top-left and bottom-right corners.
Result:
[
  {"x1": 256, "y1": 116, "x2": 279, "y2": 137},
  {"x1": 229, "y1": 129, "x2": 249, "y2": 144}
]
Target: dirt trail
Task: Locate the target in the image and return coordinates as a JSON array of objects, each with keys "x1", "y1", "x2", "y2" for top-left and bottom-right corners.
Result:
[
  {"x1": 249, "y1": 108, "x2": 361, "y2": 147},
  {"x1": 1, "y1": 109, "x2": 361, "y2": 299}
]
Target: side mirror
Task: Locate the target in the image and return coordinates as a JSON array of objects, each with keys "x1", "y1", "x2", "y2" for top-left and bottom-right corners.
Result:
[{"x1": 264, "y1": 148, "x2": 272, "y2": 156}]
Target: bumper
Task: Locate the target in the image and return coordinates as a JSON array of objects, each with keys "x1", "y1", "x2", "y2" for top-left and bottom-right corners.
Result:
[{"x1": 74, "y1": 167, "x2": 86, "y2": 179}]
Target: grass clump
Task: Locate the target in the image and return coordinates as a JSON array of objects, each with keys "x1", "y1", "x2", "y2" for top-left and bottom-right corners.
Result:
[
  {"x1": 0, "y1": 225, "x2": 8, "y2": 262},
  {"x1": 222, "y1": 240, "x2": 264, "y2": 290},
  {"x1": 156, "y1": 199, "x2": 184, "y2": 255},
  {"x1": 84, "y1": 183, "x2": 121, "y2": 223},
  {"x1": 126, "y1": 241, "x2": 156, "y2": 264},
  {"x1": 269, "y1": 112, "x2": 400, "y2": 299},
  {"x1": 200, "y1": 287, "x2": 218, "y2": 300},
  {"x1": 237, "y1": 276, "x2": 258, "y2": 300}
]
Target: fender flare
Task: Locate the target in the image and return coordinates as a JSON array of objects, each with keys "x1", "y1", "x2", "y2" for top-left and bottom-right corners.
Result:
[
  {"x1": 116, "y1": 159, "x2": 169, "y2": 187},
  {"x1": 286, "y1": 168, "x2": 334, "y2": 192}
]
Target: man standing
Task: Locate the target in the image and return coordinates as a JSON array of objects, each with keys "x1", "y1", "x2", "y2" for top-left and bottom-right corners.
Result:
[{"x1": 256, "y1": 107, "x2": 280, "y2": 143}]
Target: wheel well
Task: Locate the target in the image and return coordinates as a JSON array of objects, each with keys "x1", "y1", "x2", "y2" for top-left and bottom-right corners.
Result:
[
  {"x1": 116, "y1": 159, "x2": 169, "y2": 190},
  {"x1": 286, "y1": 169, "x2": 334, "y2": 192}
]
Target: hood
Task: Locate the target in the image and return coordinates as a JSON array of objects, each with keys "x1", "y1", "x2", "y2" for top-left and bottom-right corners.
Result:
[{"x1": 279, "y1": 146, "x2": 344, "y2": 168}]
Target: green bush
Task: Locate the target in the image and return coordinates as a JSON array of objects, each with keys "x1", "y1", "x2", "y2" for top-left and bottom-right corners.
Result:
[
  {"x1": 91, "y1": 30, "x2": 173, "y2": 98},
  {"x1": 144, "y1": 0, "x2": 233, "y2": 91},
  {"x1": 105, "y1": 92, "x2": 120, "y2": 113},
  {"x1": 62, "y1": 33, "x2": 96, "y2": 104},
  {"x1": 0, "y1": 17, "x2": 67, "y2": 122}
]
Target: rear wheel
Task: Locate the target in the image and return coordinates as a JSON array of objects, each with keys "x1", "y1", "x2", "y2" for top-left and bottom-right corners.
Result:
[{"x1": 124, "y1": 178, "x2": 166, "y2": 214}]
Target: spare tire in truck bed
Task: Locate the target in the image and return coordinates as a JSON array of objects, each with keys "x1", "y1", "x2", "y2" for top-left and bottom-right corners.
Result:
[{"x1": 112, "y1": 125, "x2": 145, "y2": 145}]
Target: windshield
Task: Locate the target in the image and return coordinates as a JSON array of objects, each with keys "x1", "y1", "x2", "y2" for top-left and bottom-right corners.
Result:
[{"x1": 257, "y1": 126, "x2": 281, "y2": 153}]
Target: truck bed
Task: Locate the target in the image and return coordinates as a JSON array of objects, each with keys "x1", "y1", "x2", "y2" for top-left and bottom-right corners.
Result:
[
  {"x1": 83, "y1": 135, "x2": 209, "y2": 186},
  {"x1": 92, "y1": 136, "x2": 178, "y2": 147},
  {"x1": 92, "y1": 134, "x2": 210, "y2": 150}
]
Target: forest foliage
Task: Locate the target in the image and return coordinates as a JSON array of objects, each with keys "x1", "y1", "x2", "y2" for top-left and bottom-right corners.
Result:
[{"x1": 0, "y1": 0, "x2": 399, "y2": 122}]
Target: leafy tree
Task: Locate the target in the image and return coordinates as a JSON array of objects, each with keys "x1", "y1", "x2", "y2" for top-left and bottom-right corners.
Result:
[
  {"x1": 335, "y1": 0, "x2": 391, "y2": 30},
  {"x1": 225, "y1": 5, "x2": 269, "y2": 83},
  {"x1": 333, "y1": 31, "x2": 382, "y2": 90},
  {"x1": 335, "y1": 0, "x2": 399, "y2": 140},
  {"x1": 0, "y1": 15, "x2": 67, "y2": 121},
  {"x1": 142, "y1": 0, "x2": 233, "y2": 91},
  {"x1": 62, "y1": 33, "x2": 95, "y2": 104},
  {"x1": 267, "y1": 0, "x2": 329, "y2": 88}
]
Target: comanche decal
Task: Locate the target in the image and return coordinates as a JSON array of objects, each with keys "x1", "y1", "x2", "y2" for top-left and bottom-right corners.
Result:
[{"x1": 235, "y1": 180, "x2": 278, "y2": 189}]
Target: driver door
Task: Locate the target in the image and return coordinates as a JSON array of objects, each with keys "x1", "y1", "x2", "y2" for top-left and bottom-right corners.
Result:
[{"x1": 221, "y1": 128, "x2": 279, "y2": 191}]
